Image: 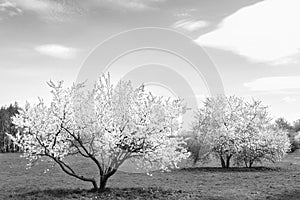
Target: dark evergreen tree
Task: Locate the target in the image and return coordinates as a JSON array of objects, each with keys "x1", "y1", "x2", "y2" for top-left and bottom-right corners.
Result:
[{"x1": 0, "y1": 102, "x2": 20, "y2": 152}]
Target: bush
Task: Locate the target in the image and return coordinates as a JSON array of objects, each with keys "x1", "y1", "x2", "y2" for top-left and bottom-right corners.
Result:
[{"x1": 291, "y1": 132, "x2": 300, "y2": 152}]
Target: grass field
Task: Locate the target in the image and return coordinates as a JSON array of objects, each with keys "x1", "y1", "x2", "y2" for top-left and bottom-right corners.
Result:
[{"x1": 1, "y1": 152, "x2": 300, "y2": 200}]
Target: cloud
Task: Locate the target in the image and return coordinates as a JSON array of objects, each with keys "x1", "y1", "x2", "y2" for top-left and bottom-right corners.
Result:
[
  {"x1": 0, "y1": 0, "x2": 23, "y2": 19},
  {"x1": 174, "y1": 8, "x2": 197, "y2": 18},
  {"x1": 16, "y1": 0, "x2": 50, "y2": 11},
  {"x1": 174, "y1": 12, "x2": 191, "y2": 18},
  {"x1": 281, "y1": 97, "x2": 296, "y2": 103},
  {"x1": 244, "y1": 76, "x2": 300, "y2": 91},
  {"x1": 96, "y1": 0, "x2": 167, "y2": 11},
  {"x1": 12, "y1": 0, "x2": 82, "y2": 22},
  {"x1": 196, "y1": 0, "x2": 300, "y2": 65},
  {"x1": 35, "y1": 44, "x2": 78, "y2": 59},
  {"x1": 172, "y1": 19, "x2": 208, "y2": 32},
  {"x1": 1, "y1": 0, "x2": 167, "y2": 22},
  {"x1": 107, "y1": 0, "x2": 151, "y2": 10}
]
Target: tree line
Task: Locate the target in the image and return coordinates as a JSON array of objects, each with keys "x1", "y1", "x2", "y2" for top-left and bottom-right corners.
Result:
[{"x1": 0, "y1": 102, "x2": 21, "y2": 152}]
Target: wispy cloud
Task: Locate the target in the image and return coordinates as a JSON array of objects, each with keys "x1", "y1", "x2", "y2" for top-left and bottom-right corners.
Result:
[
  {"x1": 1, "y1": 0, "x2": 166, "y2": 22},
  {"x1": 91, "y1": 0, "x2": 167, "y2": 11},
  {"x1": 10, "y1": 0, "x2": 82, "y2": 22},
  {"x1": 244, "y1": 76, "x2": 300, "y2": 91},
  {"x1": 196, "y1": 0, "x2": 300, "y2": 65},
  {"x1": 105, "y1": 0, "x2": 152, "y2": 10},
  {"x1": 281, "y1": 96, "x2": 296, "y2": 103},
  {"x1": 172, "y1": 19, "x2": 208, "y2": 31},
  {"x1": 174, "y1": 8, "x2": 197, "y2": 18},
  {"x1": 35, "y1": 44, "x2": 78, "y2": 59},
  {"x1": 16, "y1": 0, "x2": 50, "y2": 11},
  {"x1": 0, "y1": 0, "x2": 22, "y2": 19}
]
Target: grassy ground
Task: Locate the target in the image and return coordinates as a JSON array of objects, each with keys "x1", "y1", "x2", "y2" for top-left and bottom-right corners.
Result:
[{"x1": 1, "y1": 152, "x2": 300, "y2": 200}]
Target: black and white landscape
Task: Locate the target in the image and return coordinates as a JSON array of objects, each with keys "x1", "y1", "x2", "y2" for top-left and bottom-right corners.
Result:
[{"x1": 0, "y1": 0, "x2": 300, "y2": 199}]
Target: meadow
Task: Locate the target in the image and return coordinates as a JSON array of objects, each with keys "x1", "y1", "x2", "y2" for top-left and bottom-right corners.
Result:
[{"x1": 1, "y1": 152, "x2": 300, "y2": 200}]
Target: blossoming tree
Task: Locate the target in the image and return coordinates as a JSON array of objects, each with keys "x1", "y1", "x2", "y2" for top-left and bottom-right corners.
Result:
[
  {"x1": 190, "y1": 95, "x2": 290, "y2": 168},
  {"x1": 233, "y1": 100, "x2": 290, "y2": 167},
  {"x1": 10, "y1": 74, "x2": 190, "y2": 192},
  {"x1": 192, "y1": 96, "x2": 245, "y2": 168}
]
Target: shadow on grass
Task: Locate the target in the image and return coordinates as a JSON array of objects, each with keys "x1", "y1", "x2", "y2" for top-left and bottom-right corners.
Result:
[
  {"x1": 10, "y1": 187, "x2": 195, "y2": 200},
  {"x1": 179, "y1": 166, "x2": 284, "y2": 173},
  {"x1": 270, "y1": 190, "x2": 300, "y2": 200},
  {"x1": 9, "y1": 187, "x2": 237, "y2": 200}
]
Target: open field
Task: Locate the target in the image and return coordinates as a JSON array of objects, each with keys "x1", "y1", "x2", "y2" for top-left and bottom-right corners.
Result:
[{"x1": 1, "y1": 153, "x2": 300, "y2": 200}]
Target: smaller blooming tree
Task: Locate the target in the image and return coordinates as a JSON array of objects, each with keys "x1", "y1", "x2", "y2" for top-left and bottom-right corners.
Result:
[
  {"x1": 233, "y1": 101, "x2": 290, "y2": 167},
  {"x1": 190, "y1": 95, "x2": 290, "y2": 168},
  {"x1": 234, "y1": 125, "x2": 290, "y2": 167},
  {"x1": 10, "y1": 74, "x2": 190, "y2": 192}
]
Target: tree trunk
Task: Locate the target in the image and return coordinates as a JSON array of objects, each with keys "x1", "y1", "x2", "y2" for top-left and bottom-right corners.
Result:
[
  {"x1": 98, "y1": 169, "x2": 117, "y2": 192},
  {"x1": 220, "y1": 156, "x2": 226, "y2": 168},
  {"x1": 249, "y1": 161, "x2": 253, "y2": 168},
  {"x1": 225, "y1": 155, "x2": 232, "y2": 168},
  {"x1": 99, "y1": 175, "x2": 109, "y2": 192}
]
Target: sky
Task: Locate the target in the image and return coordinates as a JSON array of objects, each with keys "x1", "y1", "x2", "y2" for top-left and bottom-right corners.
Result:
[{"x1": 0, "y1": 0, "x2": 299, "y2": 124}]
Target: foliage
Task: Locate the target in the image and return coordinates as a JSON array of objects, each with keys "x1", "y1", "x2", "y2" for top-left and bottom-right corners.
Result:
[
  {"x1": 275, "y1": 118, "x2": 300, "y2": 152},
  {"x1": 189, "y1": 95, "x2": 290, "y2": 168},
  {"x1": 292, "y1": 120, "x2": 300, "y2": 151},
  {"x1": 9, "y1": 74, "x2": 190, "y2": 191},
  {"x1": 294, "y1": 120, "x2": 300, "y2": 132},
  {"x1": 0, "y1": 102, "x2": 20, "y2": 152},
  {"x1": 275, "y1": 118, "x2": 293, "y2": 131}
]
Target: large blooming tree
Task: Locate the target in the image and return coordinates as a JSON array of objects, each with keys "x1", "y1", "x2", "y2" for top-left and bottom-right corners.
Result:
[{"x1": 10, "y1": 74, "x2": 190, "y2": 191}]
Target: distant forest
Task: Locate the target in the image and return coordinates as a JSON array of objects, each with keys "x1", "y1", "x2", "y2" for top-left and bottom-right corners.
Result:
[{"x1": 0, "y1": 102, "x2": 20, "y2": 152}]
